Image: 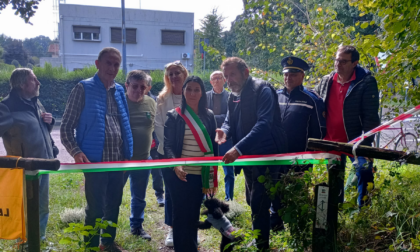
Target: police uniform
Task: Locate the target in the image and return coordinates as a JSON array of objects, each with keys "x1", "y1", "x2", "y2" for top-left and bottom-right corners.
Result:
[
  {"x1": 277, "y1": 56, "x2": 326, "y2": 153},
  {"x1": 270, "y1": 57, "x2": 327, "y2": 231}
]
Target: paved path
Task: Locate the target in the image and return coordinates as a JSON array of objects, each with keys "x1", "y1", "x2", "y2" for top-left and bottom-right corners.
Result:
[{"x1": 0, "y1": 126, "x2": 74, "y2": 163}]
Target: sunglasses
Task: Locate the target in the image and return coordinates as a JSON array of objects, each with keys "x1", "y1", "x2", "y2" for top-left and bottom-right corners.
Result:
[{"x1": 164, "y1": 60, "x2": 184, "y2": 70}]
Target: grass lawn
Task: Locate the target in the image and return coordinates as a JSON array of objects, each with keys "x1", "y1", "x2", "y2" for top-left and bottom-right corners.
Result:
[
  {"x1": 1, "y1": 159, "x2": 420, "y2": 251},
  {"x1": 0, "y1": 167, "x2": 252, "y2": 252}
]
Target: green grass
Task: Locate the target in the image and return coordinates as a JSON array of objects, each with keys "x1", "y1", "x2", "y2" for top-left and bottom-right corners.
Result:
[
  {"x1": 0, "y1": 168, "x2": 250, "y2": 252},
  {"x1": 1, "y1": 160, "x2": 420, "y2": 251}
]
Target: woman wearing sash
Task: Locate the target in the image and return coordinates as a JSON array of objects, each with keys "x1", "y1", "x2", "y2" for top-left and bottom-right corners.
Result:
[
  {"x1": 164, "y1": 76, "x2": 218, "y2": 251},
  {"x1": 155, "y1": 61, "x2": 188, "y2": 246}
]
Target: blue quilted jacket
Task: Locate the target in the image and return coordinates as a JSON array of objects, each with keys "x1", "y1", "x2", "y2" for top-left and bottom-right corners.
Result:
[{"x1": 76, "y1": 74, "x2": 133, "y2": 162}]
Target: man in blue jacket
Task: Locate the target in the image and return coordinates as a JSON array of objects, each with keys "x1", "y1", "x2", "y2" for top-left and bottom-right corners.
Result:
[
  {"x1": 61, "y1": 47, "x2": 133, "y2": 252},
  {"x1": 278, "y1": 56, "x2": 326, "y2": 153},
  {"x1": 273, "y1": 56, "x2": 326, "y2": 230},
  {"x1": 315, "y1": 46, "x2": 380, "y2": 207},
  {"x1": 216, "y1": 57, "x2": 288, "y2": 250},
  {"x1": 206, "y1": 71, "x2": 235, "y2": 201}
]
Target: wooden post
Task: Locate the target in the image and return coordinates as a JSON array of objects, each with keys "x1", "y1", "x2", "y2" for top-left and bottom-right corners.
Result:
[
  {"x1": 26, "y1": 178, "x2": 40, "y2": 252},
  {"x1": 308, "y1": 138, "x2": 419, "y2": 251},
  {"x1": 307, "y1": 138, "x2": 419, "y2": 164},
  {"x1": 0, "y1": 157, "x2": 59, "y2": 252}
]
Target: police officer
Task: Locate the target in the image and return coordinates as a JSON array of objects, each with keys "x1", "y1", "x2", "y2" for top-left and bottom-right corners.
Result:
[
  {"x1": 270, "y1": 56, "x2": 326, "y2": 231},
  {"x1": 278, "y1": 56, "x2": 326, "y2": 153}
]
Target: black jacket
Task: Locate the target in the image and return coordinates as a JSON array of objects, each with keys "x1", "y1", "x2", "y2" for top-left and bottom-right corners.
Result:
[
  {"x1": 277, "y1": 85, "x2": 326, "y2": 153},
  {"x1": 206, "y1": 89, "x2": 230, "y2": 128},
  {"x1": 222, "y1": 76, "x2": 288, "y2": 156},
  {"x1": 314, "y1": 65, "x2": 380, "y2": 146},
  {"x1": 164, "y1": 108, "x2": 218, "y2": 159},
  {"x1": 0, "y1": 89, "x2": 55, "y2": 159}
]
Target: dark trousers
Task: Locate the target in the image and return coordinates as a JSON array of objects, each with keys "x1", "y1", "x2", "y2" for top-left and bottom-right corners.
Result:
[
  {"x1": 84, "y1": 171, "x2": 124, "y2": 247},
  {"x1": 150, "y1": 149, "x2": 164, "y2": 198},
  {"x1": 158, "y1": 153, "x2": 173, "y2": 226},
  {"x1": 166, "y1": 170, "x2": 203, "y2": 252},
  {"x1": 243, "y1": 166, "x2": 281, "y2": 251}
]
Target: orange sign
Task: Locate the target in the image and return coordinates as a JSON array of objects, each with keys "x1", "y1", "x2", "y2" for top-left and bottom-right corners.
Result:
[{"x1": 0, "y1": 167, "x2": 26, "y2": 241}]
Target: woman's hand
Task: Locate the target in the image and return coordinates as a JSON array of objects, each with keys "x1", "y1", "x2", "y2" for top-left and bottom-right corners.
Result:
[{"x1": 174, "y1": 166, "x2": 188, "y2": 182}]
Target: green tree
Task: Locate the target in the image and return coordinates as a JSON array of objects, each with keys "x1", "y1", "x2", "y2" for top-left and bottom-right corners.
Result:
[
  {"x1": 0, "y1": 0, "x2": 42, "y2": 23},
  {"x1": 23, "y1": 35, "x2": 52, "y2": 57},
  {"x1": 349, "y1": 0, "x2": 420, "y2": 107},
  {"x1": 3, "y1": 39, "x2": 29, "y2": 66},
  {"x1": 11, "y1": 59, "x2": 19, "y2": 68},
  {"x1": 199, "y1": 8, "x2": 226, "y2": 70}
]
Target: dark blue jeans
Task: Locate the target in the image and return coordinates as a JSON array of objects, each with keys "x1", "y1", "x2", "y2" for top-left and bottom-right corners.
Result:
[
  {"x1": 219, "y1": 139, "x2": 234, "y2": 200},
  {"x1": 39, "y1": 174, "x2": 49, "y2": 241},
  {"x1": 341, "y1": 155, "x2": 374, "y2": 206},
  {"x1": 123, "y1": 167, "x2": 151, "y2": 229},
  {"x1": 84, "y1": 171, "x2": 124, "y2": 247},
  {"x1": 167, "y1": 170, "x2": 203, "y2": 252}
]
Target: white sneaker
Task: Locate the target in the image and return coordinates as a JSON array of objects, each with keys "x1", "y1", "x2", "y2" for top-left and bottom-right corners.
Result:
[
  {"x1": 165, "y1": 229, "x2": 174, "y2": 247},
  {"x1": 197, "y1": 234, "x2": 200, "y2": 244}
]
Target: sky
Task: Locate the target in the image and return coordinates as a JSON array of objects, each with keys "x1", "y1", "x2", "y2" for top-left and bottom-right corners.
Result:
[{"x1": 0, "y1": 0, "x2": 244, "y2": 40}]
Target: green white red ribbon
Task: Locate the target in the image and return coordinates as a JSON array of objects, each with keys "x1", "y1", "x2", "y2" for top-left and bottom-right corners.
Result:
[
  {"x1": 24, "y1": 152, "x2": 341, "y2": 179},
  {"x1": 175, "y1": 106, "x2": 217, "y2": 193}
]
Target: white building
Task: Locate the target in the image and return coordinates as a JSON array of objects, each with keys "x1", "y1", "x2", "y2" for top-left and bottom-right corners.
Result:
[{"x1": 54, "y1": 4, "x2": 194, "y2": 72}]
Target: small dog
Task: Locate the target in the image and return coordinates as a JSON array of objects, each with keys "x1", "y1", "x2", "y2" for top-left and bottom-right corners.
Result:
[{"x1": 198, "y1": 198, "x2": 242, "y2": 252}]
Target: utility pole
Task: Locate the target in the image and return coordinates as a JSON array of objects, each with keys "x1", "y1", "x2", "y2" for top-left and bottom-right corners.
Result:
[{"x1": 121, "y1": 0, "x2": 127, "y2": 77}]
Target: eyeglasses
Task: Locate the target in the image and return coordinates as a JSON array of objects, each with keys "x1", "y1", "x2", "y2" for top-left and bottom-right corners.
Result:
[
  {"x1": 334, "y1": 59, "x2": 352, "y2": 65},
  {"x1": 211, "y1": 77, "x2": 224, "y2": 81},
  {"x1": 164, "y1": 60, "x2": 183, "y2": 70}
]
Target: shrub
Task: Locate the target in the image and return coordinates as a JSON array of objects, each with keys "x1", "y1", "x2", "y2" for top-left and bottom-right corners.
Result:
[
  {"x1": 27, "y1": 63, "x2": 33, "y2": 69},
  {"x1": 11, "y1": 60, "x2": 19, "y2": 68},
  {"x1": 0, "y1": 64, "x2": 215, "y2": 117}
]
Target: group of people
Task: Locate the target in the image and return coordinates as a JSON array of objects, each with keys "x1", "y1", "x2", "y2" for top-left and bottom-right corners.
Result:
[{"x1": 0, "y1": 44, "x2": 379, "y2": 252}]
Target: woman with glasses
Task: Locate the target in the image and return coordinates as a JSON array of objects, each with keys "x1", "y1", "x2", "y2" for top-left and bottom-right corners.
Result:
[
  {"x1": 154, "y1": 61, "x2": 189, "y2": 247},
  {"x1": 164, "y1": 76, "x2": 218, "y2": 251}
]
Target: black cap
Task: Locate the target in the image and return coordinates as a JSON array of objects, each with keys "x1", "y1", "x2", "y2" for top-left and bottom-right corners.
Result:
[{"x1": 281, "y1": 56, "x2": 310, "y2": 73}]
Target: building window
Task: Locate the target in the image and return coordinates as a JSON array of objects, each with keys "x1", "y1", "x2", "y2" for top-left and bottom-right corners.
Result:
[
  {"x1": 73, "y1": 26, "x2": 101, "y2": 41},
  {"x1": 161, "y1": 30, "x2": 185, "y2": 45},
  {"x1": 111, "y1": 28, "x2": 137, "y2": 43}
]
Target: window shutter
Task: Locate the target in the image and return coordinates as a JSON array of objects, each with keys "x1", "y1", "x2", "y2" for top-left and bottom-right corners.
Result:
[
  {"x1": 73, "y1": 26, "x2": 100, "y2": 33},
  {"x1": 111, "y1": 28, "x2": 122, "y2": 43},
  {"x1": 161, "y1": 30, "x2": 185, "y2": 45},
  {"x1": 126, "y1": 28, "x2": 136, "y2": 43}
]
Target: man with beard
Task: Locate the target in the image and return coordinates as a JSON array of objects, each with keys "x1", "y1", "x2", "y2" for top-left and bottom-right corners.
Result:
[{"x1": 215, "y1": 57, "x2": 288, "y2": 250}]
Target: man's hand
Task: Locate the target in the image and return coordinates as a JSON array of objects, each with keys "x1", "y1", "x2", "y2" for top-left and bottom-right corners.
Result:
[
  {"x1": 41, "y1": 112, "x2": 53, "y2": 124},
  {"x1": 222, "y1": 147, "x2": 240, "y2": 164},
  {"x1": 215, "y1": 129, "x2": 227, "y2": 145},
  {"x1": 174, "y1": 166, "x2": 188, "y2": 182},
  {"x1": 74, "y1": 152, "x2": 90, "y2": 163}
]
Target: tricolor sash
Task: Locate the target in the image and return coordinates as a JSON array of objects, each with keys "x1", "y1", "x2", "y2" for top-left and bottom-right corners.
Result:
[{"x1": 175, "y1": 106, "x2": 218, "y2": 194}]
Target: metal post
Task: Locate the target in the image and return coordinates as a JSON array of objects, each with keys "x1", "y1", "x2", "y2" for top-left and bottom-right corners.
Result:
[
  {"x1": 121, "y1": 0, "x2": 127, "y2": 77},
  {"x1": 203, "y1": 51, "x2": 206, "y2": 72}
]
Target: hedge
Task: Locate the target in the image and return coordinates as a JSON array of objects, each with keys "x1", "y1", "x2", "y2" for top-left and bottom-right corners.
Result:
[{"x1": 0, "y1": 63, "x2": 214, "y2": 117}]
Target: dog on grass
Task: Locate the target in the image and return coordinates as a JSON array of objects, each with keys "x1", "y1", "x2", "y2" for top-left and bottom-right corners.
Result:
[{"x1": 198, "y1": 198, "x2": 242, "y2": 252}]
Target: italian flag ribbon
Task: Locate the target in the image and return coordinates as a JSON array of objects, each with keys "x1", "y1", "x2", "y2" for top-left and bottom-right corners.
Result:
[
  {"x1": 24, "y1": 152, "x2": 341, "y2": 179},
  {"x1": 175, "y1": 106, "x2": 218, "y2": 194}
]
